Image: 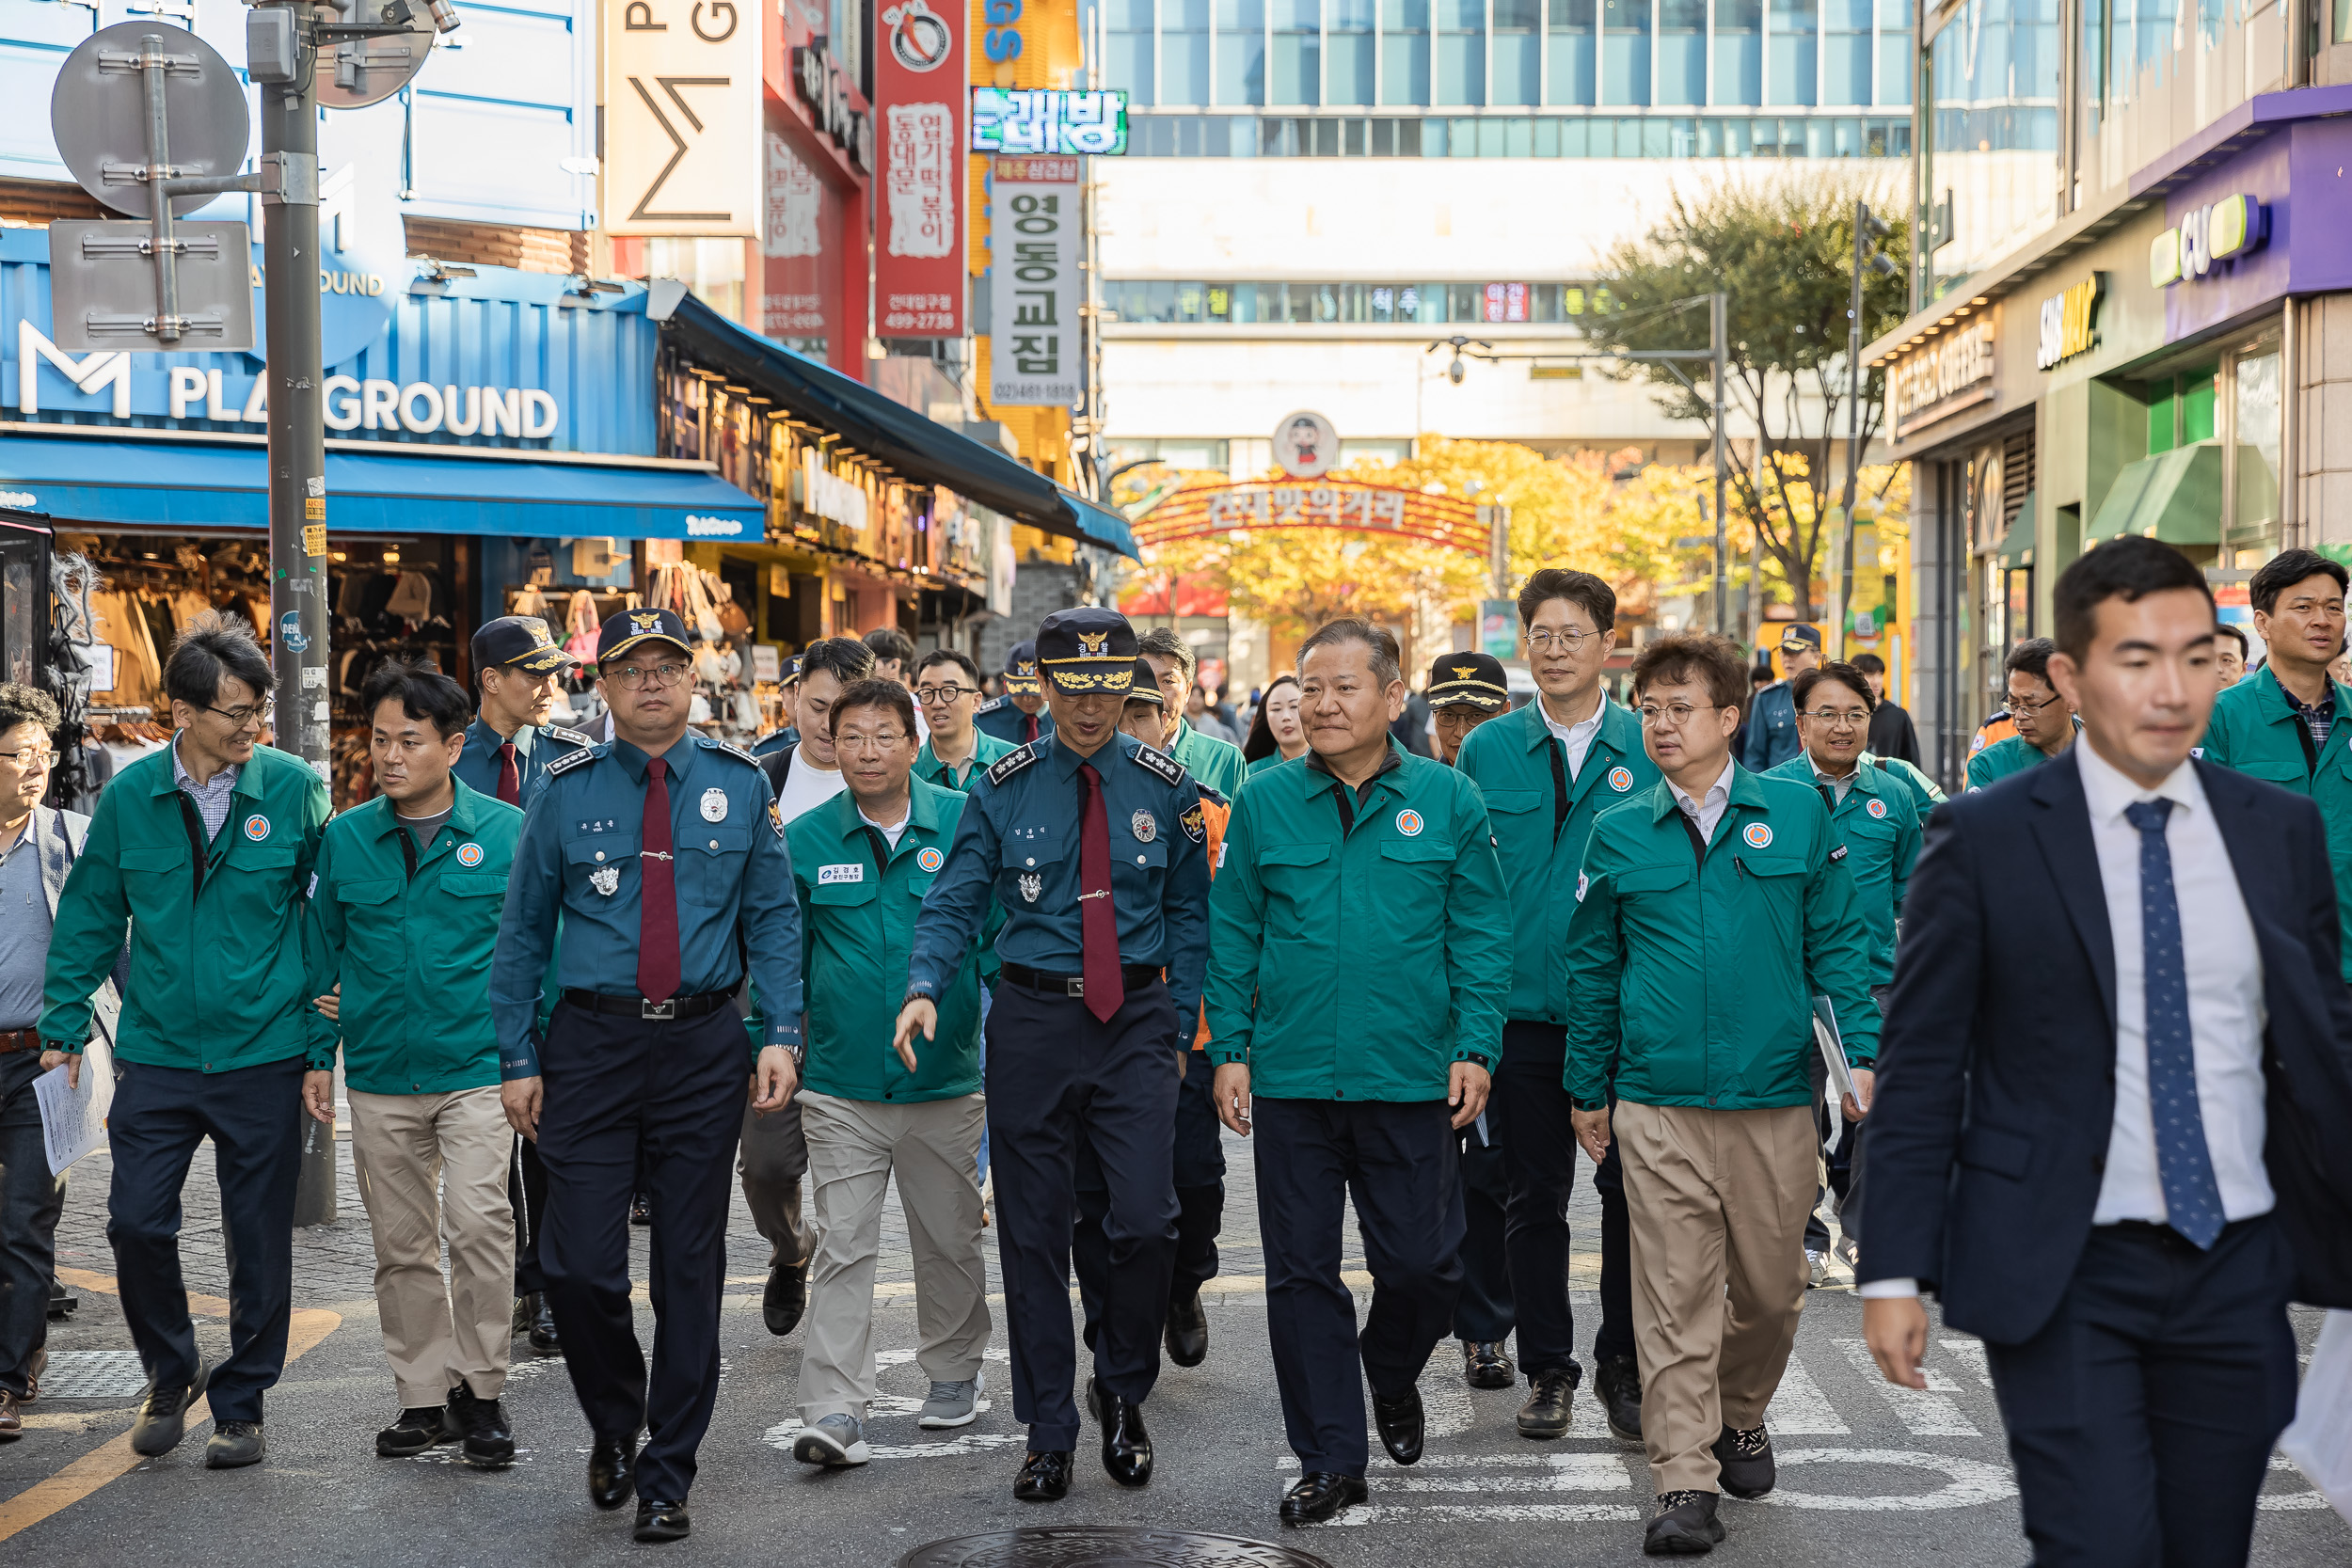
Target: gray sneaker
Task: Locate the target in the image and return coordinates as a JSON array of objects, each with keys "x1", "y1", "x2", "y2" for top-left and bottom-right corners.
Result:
[
  {"x1": 791, "y1": 1412, "x2": 869, "y2": 1466},
  {"x1": 919, "y1": 1369, "x2": 985, "y2": 1430}
]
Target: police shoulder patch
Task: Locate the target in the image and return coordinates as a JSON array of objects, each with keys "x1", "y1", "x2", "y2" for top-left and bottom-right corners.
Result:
[
  {"x1": 985, "y1": 743, "x2": 1040, "y2": 787},
  {"x1": 1180, "y1": 802, "x2": 1206, "y2": 843},
  {"x1": 707, "y1": 738, "x2": 759, "y2": 768},
  {"x1": 1131, "y1": 742, "x2": 1185, "y2": 786},
  {"x1": 544, "y1": 725, "x2": 595, "y2": 749},
  {"x1": 545, "y1": 745, "x2": 600, "y2": 778},
  {"x1": 975, "y1": 695, "x2": 1007, "y2": 715}
]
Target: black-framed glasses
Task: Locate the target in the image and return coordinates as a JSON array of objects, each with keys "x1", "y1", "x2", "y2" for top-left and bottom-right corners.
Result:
[
  {"x1": 914, "y1": 683, "x2": 977, "y2": 705},
  {"x1": 2009, "y1": 689, "x2": 2061, "y2": 715},
  {"x1": 203, "y1": 699, "x2": 273, "y2": 728},
  {"x1": 608, "y1": 661, "x2": 690, "y2": 691},
  {"x1": 0, "y1": 747, "x2": 54, "y2": 770}
]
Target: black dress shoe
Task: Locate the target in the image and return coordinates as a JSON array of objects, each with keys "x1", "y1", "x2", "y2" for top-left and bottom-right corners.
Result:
[
  {"x1": 1097, "y1": 1386, "x2": 1152, "y2": 1487},
  {"x1": 1596, "y1": 1354, "x2": 1644, "y2": 1446},
  {"x1": 763, "y1": 1260, "x2": 808, "y2": 1337},
  {"x1": 1644, "y1": 1489, "x2": 1724, "y2": 1555},
  {"x1": 1518, "y1": 1366, "x2": 1577, "y2": 1438},
  {"x1": 1462, "y1": 1339, "x2": 1515, "y2": 1390},
  {"x1": 1709, "y1": 1423, "x2": 1775, "y2": 1499},
  {"x1": 1014, "y1": 1449, "x2": 1073, "y2": 1501},
  {"x1": 588, "y1": 1432, "x2": 638, "y2": 1510},
  {"x1": 1164, "y1": 1291, "x2": 1209, "y2": 1368},
  {"x1": 633, "y1": 1498, "x2": 691, "y2": 1543},
  {"x1": 528, "y1": 1296, "x2": 561, "y2": 1356},
  {"x1": 1371, "y1": 1385, "x2": 1423, "y2": 1466},
  {"x1": 1279, "y1": 1471, "x2": 1368, "y2": 1526}
]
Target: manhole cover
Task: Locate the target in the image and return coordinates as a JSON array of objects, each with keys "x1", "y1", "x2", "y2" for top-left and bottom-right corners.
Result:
[
  {"x1": 900, "y1": 1528, "x2": 1335, "y2": 1568},
  {"x1": 38, "y1": 1351, "x2": 148, "y2": 1398}
]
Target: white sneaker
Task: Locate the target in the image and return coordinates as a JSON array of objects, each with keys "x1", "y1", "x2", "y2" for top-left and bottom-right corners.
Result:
[
  {"x1": 919, "y1": 1368, "x2": 984, "y2": 1429},
  {"x1": 1805, "y1": 1248, "x2": 1829, "y2": 1288},
  {"x1": 791, "y1": 1412, "x2": 870, "y2": 1466}
]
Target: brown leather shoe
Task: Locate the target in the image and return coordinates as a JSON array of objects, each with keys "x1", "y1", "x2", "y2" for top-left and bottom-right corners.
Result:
[{"x1": 0, "y1": 1389, "x2": 24, "y2": 1441}]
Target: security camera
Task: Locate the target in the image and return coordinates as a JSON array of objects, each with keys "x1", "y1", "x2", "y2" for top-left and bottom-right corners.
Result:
[{"x1": 424, "y1": 0, "x2": 462, "y2": 31}]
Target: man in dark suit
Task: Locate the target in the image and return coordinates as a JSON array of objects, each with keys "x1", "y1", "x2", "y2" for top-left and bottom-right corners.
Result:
[{"x1": 1860, "y1": 536, "x2": 2352, "y2": 1568}]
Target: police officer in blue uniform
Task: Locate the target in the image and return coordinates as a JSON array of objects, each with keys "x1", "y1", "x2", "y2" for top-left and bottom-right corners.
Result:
[
  {"x1": 452, "y1": 614, "x2": 594, "y2": 1357},
  {"x1": 751, "y1": 655, "x2": 802, "y2": 758},
  {"x1": 1740, "y1": 624, "x2": 1818, "y2": 772},
  {"x1": 897, "y1": 609, "x2": 1210, "y2": 1504},
  {"x1": 490, "y1": 607, "x2": 803, "y2": 1544},
  {"x1": 973, "y1": 640, "x2": 1057, "y2": 747}
]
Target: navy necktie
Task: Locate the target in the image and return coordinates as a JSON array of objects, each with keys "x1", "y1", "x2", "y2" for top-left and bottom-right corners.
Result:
[{"x1": 2122, "y1": 798, "x2": 2226, "y2": 1248}]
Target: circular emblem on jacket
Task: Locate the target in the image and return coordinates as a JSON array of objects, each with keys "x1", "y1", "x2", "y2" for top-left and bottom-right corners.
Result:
[
  {"x1": 1865, "y1": 798, "x2": 1888, "y2": 820},
  {"x1": 243, "y1": 814, "x2": 270, "y2": 842},
  {"x1": 456, "y1": 842, "x2": 485, "y2": 866},
  {"x1": 1395, "y1": 809, "x2": 1423, "y2": 837},
  {"x1": 1608, "y1": 766, "x2": 1633, "y2": 793},
  {"x1": 1741, "y1": 821, "x2": 1773, "y2": 849},
  {"x1": 917, "y1": 847, "x2": 945, "y2": 873},
  {"x1": 701, "y1": 787, "x2": 729, "y2": 823}
]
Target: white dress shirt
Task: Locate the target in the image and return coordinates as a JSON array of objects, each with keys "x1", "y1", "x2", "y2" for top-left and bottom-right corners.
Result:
[
  {"x1": 1541, "y1": 688, "x2": 1609, "y2": 782},
  {"x1": 1861, "y1": 742, "x2": 2272, "y2": 1301},
  {"x1": 1666, "y1": 757, "x2": 1734, "y2": 842}
]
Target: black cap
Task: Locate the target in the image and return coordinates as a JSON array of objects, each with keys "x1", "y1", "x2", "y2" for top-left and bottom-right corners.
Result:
[
  {"x1": 1123, "y1": 657, "x2": 1166, "y2": 706},
  {"x1": 1778, "y1": 623, "x2": 1823, "y2": 653},
  {"x1": 1427, "y1": 650, "x2": 1510, "y2": 710},
  {"x1": 1002, "y1": 640, "x2": 1041, "y2": 695},
  {"x1": 1035, "y1": 607, "x2": 1138, "y2": 693},
  {"x1": 779, "y1": 653, "x2": 803, "y2": 686},
  {"x1": 596, "y1": 607, "x2": 693, "y2": 664},
  {"x1": 472, "y1": 614, "x2": 572, "y2": 674}
]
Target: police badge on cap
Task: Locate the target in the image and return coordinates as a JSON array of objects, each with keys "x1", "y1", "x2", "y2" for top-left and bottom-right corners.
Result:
[
  {"x1": 596, "y1": 607, "x2": 694, "y2": 664},
  {"x1": 1001, "y1": 640, "x2": 1043, "y2": 696},
  {"x1": 1426, "y1": 650, "x2": 1510, "y2": 711},
  {"x1": 1035, "y1": 608, "x2": 1138, "y2": 694},
  {"x1": 472, "y1": 614, "x2": 575, "y2": 675}
]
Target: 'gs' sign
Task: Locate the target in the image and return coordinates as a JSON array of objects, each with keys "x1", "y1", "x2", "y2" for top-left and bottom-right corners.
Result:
[{"x1": 604, "y1": 0, "x2": 762, "y2": 237}]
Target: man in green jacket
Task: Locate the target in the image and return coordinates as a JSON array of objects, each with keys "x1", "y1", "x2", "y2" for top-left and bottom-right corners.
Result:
[
  {"x1": 1138, "y1": 626, "x2": 1248, "y2": 800},
  {"x1": 1967, "y1": 638, "x2": 2080, "y2": 790},
  {"x1": 1454, "y1": 568, "x2": 1658, "y2": 1444},
  {"x1": 785, "y1": 679, "x2": 994, "y2": 1469},
  {"x1": 39, "y1": 612, "x2": 329, "y2": 1472},
  {"x1": 2198, "y1": 546, "x2": 2352, "y2": 978},
  {"x1": 308, "y1": 662, "x2": 524, "y2": 1470},
  {"x1": 913, "y1": 648, "x2": 1015, "y2": 791},
  {"x1": 1564, "y1": 633, "x2": 1877, "y2": 1555},
  {"x1": 1206, "y1": 619, "x2": 1510, "y2": 1528}
]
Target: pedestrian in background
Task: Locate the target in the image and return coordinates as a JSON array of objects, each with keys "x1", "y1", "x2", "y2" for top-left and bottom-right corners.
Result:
[
  {"x1": 1138, "y1": 627, "x2": 1249, "y2": 798},
  {"x1": 2213, "y1": 624, "x2": 2248, "y2": 688},
  {"x1": 489, "y1": 607, "x2": 803, "y2": 1543},
  {"x1": 1966, "y1": 638, "x2": 2080, "y2": 790},
  {"x1": 1206, "y1": 619, "x2": 1510, "y2": 1527},
  {"x1": 914, "y1": 648, "x2": 1014, "y2": 791},
  {"x1": 0, "y1": 684, "x2": 119, "y2": 1440},
  {"x1": 40, "y1": 611, "x2": 331, "y2": 1471},
  {"x1": 787, "y1": 678, "x2": 993, "y2": 1468},
  {"x1": 309, "y1": 662, "x2": 522, "y2": 1468},
  {"x1": 1243, "y1": 673, "x2": 1309, "y2": 775},
  {"x1": 1453, "y1": 571, "x2": 1655, "y2": 1446},
  {"x1": 1740, "y1": 625, "x2": 1818, "y2": 771},
  {"x1": 753, "y1": 655, "x2": 803, "y2": 758},
  {"x1": 1565, "y1": 633, "x2": 1876, "y2": 1555},
  {"x1": 863, "y1": 626, "x2": 916, "y2": 686},
  {"x1": 973, "y1": 641, "x2": 1054, "y2": 746},
  {"x1": 1851, "y1": 652, "x2": 1922, "y2": 767}
]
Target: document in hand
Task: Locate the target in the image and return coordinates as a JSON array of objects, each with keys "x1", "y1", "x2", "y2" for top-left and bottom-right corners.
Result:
[
  {"x1": 2280, "y1": 1309, "x2": 2352, "y2": 1524},
  {"x1": 35, "y1": 1036, "x2": 113, "y2": 1176},
  {"x1": 1811, "y1": 994, "x2": 1857, "y2": 1104}
]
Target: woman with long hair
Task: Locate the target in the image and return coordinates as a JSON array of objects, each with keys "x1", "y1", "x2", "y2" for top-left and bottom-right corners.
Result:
[{"x1": 1242, "y1": 673, "x2": 1309, "y2": 774}]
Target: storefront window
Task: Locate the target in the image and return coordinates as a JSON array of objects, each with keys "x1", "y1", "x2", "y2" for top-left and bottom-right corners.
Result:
[
  {"x1": 2230, "y1": 344, "x2": 2282, "y2": 562},
  {"x1": 1920, "y1": 0, "x2": 2061, "y2": 304}
]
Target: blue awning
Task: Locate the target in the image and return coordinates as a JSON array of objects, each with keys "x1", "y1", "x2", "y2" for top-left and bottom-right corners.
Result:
[{"x1": 0, "y1": 436, "x2": 765, "y2": 542}]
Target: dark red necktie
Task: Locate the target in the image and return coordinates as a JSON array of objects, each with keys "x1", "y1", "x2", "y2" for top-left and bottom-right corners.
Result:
[
  {"x1": 496, "y1": 742, "x2": 520, "y2": 806},
  {"x1": 1077, "y1": 762, "x2": 1122, "y2": 1022},
  {"x1": 1024, "y1": 712, "x2": 1039, "y2": 744},
  {"x1": 638, "y1": 757, "x2": 681, "y2": 1002}
]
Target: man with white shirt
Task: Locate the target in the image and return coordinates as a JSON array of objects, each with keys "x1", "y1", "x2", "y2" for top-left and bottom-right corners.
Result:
[
  {"x1": 1862, "y1": 536, "x2": 2352, "y2": 1568},
  {"x1": 1454, "y1": 570, "x2": 1658, "y2": 1442}
]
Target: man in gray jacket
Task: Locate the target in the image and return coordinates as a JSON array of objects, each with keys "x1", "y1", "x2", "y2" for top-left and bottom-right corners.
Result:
[{"x1": 0, "y1": 683, "x2": 120, "y2": 1439}]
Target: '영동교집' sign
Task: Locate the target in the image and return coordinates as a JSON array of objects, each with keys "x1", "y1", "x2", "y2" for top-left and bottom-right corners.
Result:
[{"x1": 987, "y1": 162, "x2": 1081, "y2": 408}]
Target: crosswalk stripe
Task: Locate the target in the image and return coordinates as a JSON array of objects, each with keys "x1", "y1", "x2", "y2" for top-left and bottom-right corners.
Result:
[
  {"x1": 1371, "y1": 1456, "x2": 1632, "y2": 1492},
  {"x1": 1763, "y1": 1354, "x2": 1851, "y2": 1434},
  {"x1": 1836, "y1": 1338, "x2": 1981, "y2": 1436},
  {"x1": 1303, "y1": 1503, "x2": 1645, "y2": 1526},
  {"x1": 1938, "y1": 1338, "x2": 1995, "y2": 1388}
]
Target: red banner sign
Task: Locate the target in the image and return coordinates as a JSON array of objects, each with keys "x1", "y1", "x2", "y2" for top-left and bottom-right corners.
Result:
[{"x1": 873, "y1": 0, "x2": 964, "y2": 338}]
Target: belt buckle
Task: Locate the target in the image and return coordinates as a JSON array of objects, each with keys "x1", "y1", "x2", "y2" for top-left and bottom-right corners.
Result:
[
  {"x1": 1067, "y1": 975, "x2": 1084, "y2": 998},
  {"x1": 642, "y1": 999, "x2": 676, "y2": 1021}
]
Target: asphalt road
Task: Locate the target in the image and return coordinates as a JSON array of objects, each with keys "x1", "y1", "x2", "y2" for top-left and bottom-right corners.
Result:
[{"x1": 3, "y1": 1124, "x2": 2344, "y2": 1567}]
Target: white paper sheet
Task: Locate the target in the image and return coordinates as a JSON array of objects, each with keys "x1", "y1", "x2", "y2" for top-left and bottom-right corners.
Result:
[
  {"x1": 35, "y1": 1037, "x2": 112, "y2": 1175},
  {"x1": 2280, "y1": 1309, "x2": 2352, "y2": 1524}
]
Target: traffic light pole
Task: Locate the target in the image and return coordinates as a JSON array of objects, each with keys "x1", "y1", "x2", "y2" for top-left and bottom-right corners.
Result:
[{"x1": 259, "y1": 7, "x2": 334, "y2": 1227}]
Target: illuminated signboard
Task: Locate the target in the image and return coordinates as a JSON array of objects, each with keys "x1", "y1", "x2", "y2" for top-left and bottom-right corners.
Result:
[
  {"x1": 2150, "y1": 195, "x2": 2268, "y2": 287},
  {"x1": 970, "y1": 88, "x2": 1128, "y2": 156}
]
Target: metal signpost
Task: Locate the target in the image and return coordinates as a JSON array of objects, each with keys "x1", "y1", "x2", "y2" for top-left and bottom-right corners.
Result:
[{"x1": 50, "y1": 3, "x2": 457, "y2": 1227}]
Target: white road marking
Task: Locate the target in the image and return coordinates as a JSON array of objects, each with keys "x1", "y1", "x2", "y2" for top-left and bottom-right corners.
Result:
[
  {"x1": 1937, "y1": 1338, "x2": 1994, "y2": 1388},
  {"x1": 1753, "y1": 1448, "x2": 2018, "y2": 1511},
  {"x1": 1305, "y1": 1504, "x2": 1643, "y2": 1526},
  {"x1": 2261, "y1": 1453, "x2": 2330, "y2": 1511},
  {"x1": 1278, "y1": 1452, "x2": 1622, "y2": 1471},
  {"x1": 1369, "y1": 1456, "x2": 1632, "y2": 1492},
  {"x1": 1763, "y1": 1355, "x2": 1851, "y2": 1434},
  {"x1": 1836, "y1": 1338, "x2": 1979, "y2": 1435}
]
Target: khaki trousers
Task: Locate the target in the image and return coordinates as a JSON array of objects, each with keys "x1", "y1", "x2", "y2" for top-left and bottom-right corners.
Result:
[
  {"x1": 796, "y1": 1090, "x2": 991, "y2": 1425},
  {"x1": 1615, "y1": 1100, "x2": 1815, "y2": 1495},
  {"x1": 348, "y1": 1086, "x2": 516, "y2": 1407}
]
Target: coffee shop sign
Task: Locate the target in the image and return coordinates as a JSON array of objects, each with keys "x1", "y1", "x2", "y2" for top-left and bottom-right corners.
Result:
[{"x1": 1890, "y1": 320, "x2": 1996, "y2": 437}]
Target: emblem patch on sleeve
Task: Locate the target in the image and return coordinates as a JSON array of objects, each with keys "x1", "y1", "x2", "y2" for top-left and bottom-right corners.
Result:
[{"x1": 1180, "y1": 803, "x2": 1206, "y2": 844}]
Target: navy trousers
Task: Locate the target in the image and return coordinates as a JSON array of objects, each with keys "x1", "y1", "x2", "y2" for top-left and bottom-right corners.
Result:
[
  {"x1": 1254, "y1": 1096, "x2": 1463, "y2": 1477},
  {"x1": 1491, "y1": 1021, "x2": 1634, "y2": 1379},
  {"x1": 0, "y1": 1051, "x2": 64, "y2": 1398},
  {"x1": 535, "y1": 1001, "x2": 746, "y2": 1503},
  {"x1": 106, "y1": 1054, "x2": 305, "y2": 1424},
  {"x1": 987, "y1": 975, "x2": 1179, "y2": 1451},
  {"x1": 1073, "y1": 1045, "x2": 1223, "y2": 1351},
  {"x1": 1452, "y1": 1121, "x2": 1515, "y2": 1344},
  {"x1": 1984, "y1": 1217, "x2": 2298, "y2": 1568},
  {"x1": 510, "y1": 1133, "x2": 549, "y2": 1296}
]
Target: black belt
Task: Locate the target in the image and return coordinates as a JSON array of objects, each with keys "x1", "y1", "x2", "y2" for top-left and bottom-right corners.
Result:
[
  {"x1": 998, "y1": 962, "x2": 1162, "y2": 999},
  {"x1": 559, "y1": 990, "x2": 733, "y2": 1022}
]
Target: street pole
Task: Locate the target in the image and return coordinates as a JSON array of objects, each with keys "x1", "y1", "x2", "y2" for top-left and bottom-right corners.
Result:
[
  {"x1": 260, "y1": 4, "x2": 333, "y2": 1227},
  {"x1": 1832, "y1": 198, "x2": 1867, "y2": 660},
  {"x1": 1711, "y1": 290, "x2": 1728, "y2": 639}
]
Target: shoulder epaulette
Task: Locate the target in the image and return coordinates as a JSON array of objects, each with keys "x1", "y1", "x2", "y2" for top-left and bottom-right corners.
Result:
[
  {"x1": 985, "y1": 743, "x2": 1040, "y2": 786},
  {"x1": 545, "y1": 745, "x2": 600, "y2": 778},
  {"x1": 1132, "y1": 742, "x2": 1186, "y2": 787},
  {"x1": 975, "y1": 695, "x2": 1007, "y2": 715},
  {"x1": 543, "y1": 725, "x2": 594, "y2": 749},
  {"x1": 707, "y1": 738, "x2": 759, "y2": 767}
]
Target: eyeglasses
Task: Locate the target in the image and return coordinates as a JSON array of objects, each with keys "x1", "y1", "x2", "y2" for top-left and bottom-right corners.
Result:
[
  {"x1": 1801, "y1": 708, "x2": 1871, "y2": 729},
  {"x1": 0, "y1": 747, "x2": 54, "y2": 770},
  {"x1": 2009, "y1": 689, "x2": 2061, "y2": 715},
  {"x1": 914, "y1": 684, "x2": 977, "y2": 705},
  {"x1": 834, "y1": 731, "x2": 909, "y2": 753},
  {"x1": 1638, "y1": 702, "x2": 1720, "y2": 728},
  {"x1": 1527, "y1": 627, "x2": 1598, "y2": 655},
  {"x1": 607, "y1": 661, "x2": 690, "y2": 691},
  {"x1": 203, "y1": 699, "x2": 273, "y2": 728}
]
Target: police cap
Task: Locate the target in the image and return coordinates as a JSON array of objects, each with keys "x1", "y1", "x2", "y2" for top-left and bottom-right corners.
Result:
[
  {"x1": 471, "y1": 614, "x2": 572, "y2": 674},
  {"x1": 1427, "y1": 650, "x2": 1510, "y2": 710},
  {"x1": 1036, "y1": 608, "x2": 1137, "y2": 694},
  {"x1": 596, "y1": 606, "x2": 694, "y2": 664},
  {"x1": 1002, "y1": 640, "x2": 1042, "y2": 695}
]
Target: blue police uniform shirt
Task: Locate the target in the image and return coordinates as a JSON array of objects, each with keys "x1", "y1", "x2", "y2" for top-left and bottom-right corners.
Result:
[
  {"x1": 909, "y1": 730, "x2": 1210, "y2": 1021},
  {"x1": 1742, "y1": 680, "x2": 1801, "y2": 772},
  {"x1": 751, "y1": 727, "x2": 799, "y2": 759},
  {"x1": 973, "y1": 697, "x2": 1055, "y2": 746},
  {"x1": 490, "y1": 732, "x2": 803, "y2": 1078},
  {"x1": 453, "y1": 718, "x2": 593, "y2": 811}
]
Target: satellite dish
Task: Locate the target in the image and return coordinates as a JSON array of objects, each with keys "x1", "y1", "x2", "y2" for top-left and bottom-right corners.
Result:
[
  {"x1": 50, "y1": 22, "x2": 251, "y2": 219},
  {"x1": 315, "y1": 0, "x2": 438, "y2": 110}
]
